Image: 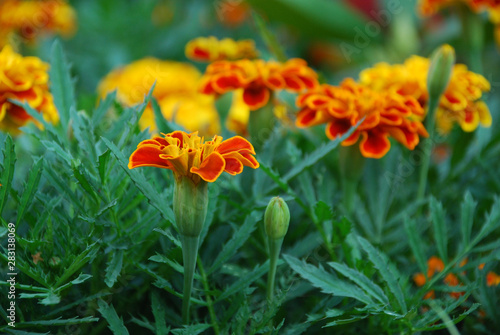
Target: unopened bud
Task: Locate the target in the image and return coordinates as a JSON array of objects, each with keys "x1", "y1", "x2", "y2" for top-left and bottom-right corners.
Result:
[
  {"x1": 427, "y1": 44, "x2": 455, "y2": 100},
  {"x1": 49, "y1": 257, "x2": 61, "y2": 267},
  {"x1": 264, "y1": 197, "x2": 290, "y2": 240}
]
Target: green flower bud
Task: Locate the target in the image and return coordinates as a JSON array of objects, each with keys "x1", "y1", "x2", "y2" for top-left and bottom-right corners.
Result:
[
  {"x1": 48, "y1": 256, "x2": 61, "y2": 267},
  {"x1": 427, "y1": 44, "x2": 455, "y2": 101},
  {"x1": 264, "y1": 197, "x2": 290, "y2": 240},
  {"x1": 173, "y1": 177, "x2": 208, "y2": 237}
]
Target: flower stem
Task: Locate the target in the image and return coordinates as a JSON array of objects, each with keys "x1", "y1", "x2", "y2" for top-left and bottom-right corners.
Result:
[
  {"x1": 339, "y1": 145, "x2": 365, "y2": 215},
  {"x1": 417, "y1": 99, "x2": 439, "y2": 202},
  {"x1": 248, "y1": 103, "x2": 275, "y2": 149},
  {"x1": 197, "y1": 257, "x2": 220, "y2": 335},
  {"x1": 180, "y1": 234, "x2": 200, "y2": 324},
  {"x1": 266, "y1": 236, "x2": 283, "y2": 333}
]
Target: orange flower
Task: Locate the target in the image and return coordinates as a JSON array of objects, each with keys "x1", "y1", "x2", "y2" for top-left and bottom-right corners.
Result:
[
  {"x1": 486, "y1": 271, "x2": 500, "y2": 286},
  {"x1": 360, "y1": 56, "x2": 491, "y2": 134},
  {"x1": 215, "y1": 0, "x2": 250, "y2": 27},
  {"x1": 413, "y1": 256, "x2": 465, "y2": 299},
  {"x1": 0, "y1": 0, "x2": 76, "y2": 46},
  {"x1": 128, "y1": 131, "x2": 259, "y2": 184},
  {"x1": 200, "y1": 58, "x2": 318, "y2": 110},
  {"x1": 295, "y1": 79, "x2": 428, "y2": 159},
  {"x1": 0, "y1": 45, "x2": 58, "y2": 133},
  {"x1": 185, "y1": 36, "x2": 258, "y2": 62}
]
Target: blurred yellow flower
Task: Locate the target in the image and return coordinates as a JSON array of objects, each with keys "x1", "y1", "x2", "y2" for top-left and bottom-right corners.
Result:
[
  {"x1": 0, "y1": 45, "x2": 58, "y2": 133},
  {"x1": 0, "y1": 0, "x2": 77, "y2": 47},
  {"x1": 360, "y1": 55, "x2": 491, "y2": 134},
  {"x1": 98, "y1": 58, "x2": 220, "y2": 136},
  {"x1": 185, "y1": 36, "x2": 258, "y2": 62}
]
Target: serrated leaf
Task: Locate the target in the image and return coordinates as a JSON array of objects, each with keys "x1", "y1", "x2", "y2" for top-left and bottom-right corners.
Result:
[
  {"x1": 252, "y1": 11, "x2": 287, "y2": 62},
  {"x1": 151, "y1": 293, "x2": 168, "y2": 335},
  {"x1": 55, "y1": 242, "x2": 99, "y2": 287},
  {"x1": 49, "y1": 40, "x2": 75, "y2": 130},
  {"x1": 328, "y1": 262, "x2": 389, "y2": 306},
  {"x1": 102, "y1": 137, "x2": 175, "y2": 225},
  {"x1": 404, "y1": 216, "x2": 427, "y2": 274},
  {"x1": 474, "y1": 197, "x2": 500, "y2": 244},
  {"x1": 98, "y1": 149, "x2": 112, "y2": 184},
  {"x1": 105, "y1": 250, "x2": 124, "y2": 288},
  {"x1": 284, "y1": 255, "x2": 374, "y2": 305},
  {"x1": 314, "y1": 201, "x2": 333, "y2": 222},
  {"x1": 0, "y1": 135, "x2": 15, "y2": 215},
  {"x1": 208, "y1": 211, "x2": 259, "y2": 274},
  {"x1": 460, "y1": 192, "x2": 476, "y2": 247},
  {"x1": 152, "y1": 97, "x2": 175, "y2": 133},
  {"x1": 217, "y1": 261, "x2": 270, "y2": 301},
  {"x1": 92, "y1": 91, "x2": 116, "y2": 126},
  {"x1": 71, "y1": 161, "x2": 98, "y2": 203},
  {"x1": 430, "y1": 197, "x2": 448, "y2": 263},
  {"x1": 40, "y1": 140, "x2": 73, "y2": 165},
  {"x1": 171, "y1": 324, "x2": 210, "y2": 335},
  {"x1": 97, "y1": 299, "x2": 129, "y2": 335},
  {"x1": 14, "y1": 316, "x2": 99, "y2": 327},
  {"x1": 356, "y1": 237, "x2": 407, "y2": 313},
  {"x1": 16, "y1": 158, "x2": 43, "y2": 225}
]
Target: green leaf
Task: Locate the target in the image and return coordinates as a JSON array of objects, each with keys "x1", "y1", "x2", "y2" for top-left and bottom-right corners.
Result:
[
  {"x1": 252, "y1": 11, "x2": 287, "y2": 62},
  {"x1": 217, "y1": 261, "x2": 270, "y2": 302},
  {"x1": 430, "y1": 197, "x2": 448, "y2": 263},
  {"x1": 151, "y1": 293, "x2": 169, "y2": 335},
  {"x1": 404, "y1": 216, "x2": 427, "y2": 274},
  {"x1": 55, "y1": 242, "x2": 99, "y2": 287},
  {"x1": 284, "y1": 255, "x2": 374, "y2": 305},
  {"x1": 101, "y1": 136, "x2": 175, "y2": 224},
  {"x1": 40, "y1": 140, "x2": 73, "y2": 165},
  {"x1": 13, "y1": 316, "x2": 99, "y2": 328},
  {"x1": 92, "y1": 91, "x2": 116, "y2": 126},
  {"x1": 98, "y1": 149, "x2": 112, "y2": 184},
  {"x1": 356, "y1": 237, "x2": 407, "y2": 313},
  {"x1": 71, "y1": 160, "x2": 99, "y2": 203},
  {"x1": 49, "y1": 40, "x2": 75, "y2": 130},
  {"x1": 171, "y1": 324, "x2": 210, "y2": 335},
  {"x1": 97, "y1": 299, "x2": 130, "y2": 335},
  {"x1": 247, "y1": 0, "x2": 369, "y2": 41},
  {"x1": 0, "y1": 135, "x2": 15, "y2": 215},
  {"x1": 208, "y1": 211, "x2": 259, "y2": 274},
  {"x1": 314, "y1": 201, "x2": 333, "y2": 222},
  {"x1": 105, "y1": 250, "x2": 124, "y2": 288},
  {"x1": 328, "y1": 262, "x2": 389, "y2": 306},
  {"x1": 460, "y1": 192, "x2": 476, "y2": 247},
  {"x1": 474, "y1": 196, "x2": 500, "y2": 243},
  {"x1": 152, "y1": 97, "x2": 175, "y2": 133},
  {"x1": 16, "y1": 158, "x2": 43, "y2": 225}
]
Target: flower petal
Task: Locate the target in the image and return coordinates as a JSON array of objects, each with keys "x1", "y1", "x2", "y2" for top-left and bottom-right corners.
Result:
[
  {"x1": 242, "y1": 85, "x2": 270, "y2": 110},
  {"x1": 295, "y1": 107, "x2": 330, "y2": 128},
  {"x1": 191, "y1": 151, "x2": 226, "y2": 182},
  {"x1": 128, "y1": 144, "x2": 172, "y2": 169},
  {"x1": 359, "y1": 130, "x2": 391, "y2": 158},
  {"x1": 325, "y1": 118, "x2": 351, "y2": 140},
  {"x1": 217, "y1": 136, "x2": 256, "y2": 155}
]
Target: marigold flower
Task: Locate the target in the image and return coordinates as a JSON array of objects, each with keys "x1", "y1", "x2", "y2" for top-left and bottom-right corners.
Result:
[
  {"x1": 0, "y1": 45, "x2": 58, "y2": 133},
  {"x1": 185, "y1": 36, "x2": 258, "y2": 62},
  {"x1": 128, "y1": 130, "x2": 259, "y2": 184},
  {"x1": 486, "y1": 271, "x2": 500, "y2": 286},
  {"x1": 413, "y1": 256, "x2": 465, "y2": 299},
  {"x1": 296, "y1": 79, "x2": 428, "y2": 159},
  {"x1": 98, "y1": 58, "x2": 220, "y2": 136},
  {"x1": 200, "y1": 58, "x2": 318, "y2": 110},
  {"x1": 0, "y1": 0, "x2": 76, "y2": 46},
  {"x1": 360, "y1": 55, "x2": 491, "y2": 134},
  {"x1": 216, "y1": 0, "x2": 250, "y2": 27}
]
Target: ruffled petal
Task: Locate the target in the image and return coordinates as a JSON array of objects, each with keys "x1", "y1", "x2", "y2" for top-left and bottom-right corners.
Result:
[
  {"x1": 217, "y1": 136, "x2": 256, "y2": 155},
  {"x1": 295, "y1": 107, "x2": 330, "y2": 128},
  {"x1": 191, "y1": 151, "x2": 226, "y2": 182},
  {"x1": 242, "y1": 85, "x2": 270, "y2": 110},
  {"x1": 128, "y1": 144, "x2": 172, "y2": 169},
  {"x1": 325, "y1": 118, "x2": 351, "y2": 140},
  {"x1": 359, "y1": 131, "x2": 391, "y2": 158}
]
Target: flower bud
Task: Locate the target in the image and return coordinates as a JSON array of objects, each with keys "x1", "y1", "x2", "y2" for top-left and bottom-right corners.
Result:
[
  {"x1": 427, "y1": 44, "x2": 455, "y2": 100},
  {"x1": 173, "y1": 177, "x2": 208, "y2": 237},
  {"x1": 264, "y1": 197, "x2": 290, "y2": 240},
  {"x1": 48, "y1": 256, "x2": 61, "y2": 267}
]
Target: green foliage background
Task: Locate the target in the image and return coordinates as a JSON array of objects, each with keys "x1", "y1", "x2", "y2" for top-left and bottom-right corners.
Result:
[{"x1": 1, "y1": 0, "x2": 500, "y2": 334}]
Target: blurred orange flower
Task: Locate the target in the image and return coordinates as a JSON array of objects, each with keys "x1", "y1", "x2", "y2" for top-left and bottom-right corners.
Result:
[
  {"x1": 185, "y1": 36, "x2": 258, "y2": 62},
  {"x1": 0, "y1": 0, "x2": 76, "y2": 46},
  {"x1": 0, "y1": 45, "x2": 58, "y2": 133},
  {"x1": 200, "y1": 58, "x2": 318, "y2": 110},
  {"x1": 215, "y1": 0, "x2": 250, "y2": 27},
  {"x1": 296, "y1": 79, "x2": 428, "y2": 159},
  {"x1": 360, "y1": 56, "x2": 491, "y2": 134},
  {"x1": 129, "y1": 130, "x2": 259, "y2": 184},
  {"x1": 413, "y1": 256, "x2": 464, "y2": 299},
  {"x1": 98, "y1": 58, "x2": 220, "y2": 136},
  {"x1": 486, "y1": 271, "x2": 500, "y2": 286}
]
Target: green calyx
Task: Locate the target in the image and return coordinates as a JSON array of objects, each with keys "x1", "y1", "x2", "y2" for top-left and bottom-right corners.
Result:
[{"x1": 173, "y1": 177, "x2": 208, "y2": 237}]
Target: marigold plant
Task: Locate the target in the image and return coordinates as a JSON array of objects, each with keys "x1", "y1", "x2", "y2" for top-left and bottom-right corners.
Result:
[
  {"x1": 296, "y1": 79, "x2": 428, "y2": 158},
  {"x1": 360, "y1": 55, "x2": 491, "y2": 134},
  {"x1": 98, "y1": 58, "x2": 220, "y2": 136},
  {"x1": 0, "y1": 45, "x2": 58, "y2": 133},
  {"x1": 185, "y1": 36, "x2": 258, "y2": 62}
]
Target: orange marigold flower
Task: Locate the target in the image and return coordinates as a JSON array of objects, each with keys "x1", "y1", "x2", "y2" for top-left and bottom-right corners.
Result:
[
  {"x1": 216, "y1": 0, "x2": 250, "y2": 27},
  {"x1": 0, "y1": 45, "x2": 58, "y2": 133},
  {"x1": 444, "y1": 273, "x2": 464, "y2": 298},
  {"x1": 360, "y1": 55, "x2": 491, "y2": 134},
  {"x1": 185, "y1": 36, "x2": 258, "y2": 62},
  {"x1": 486, "y1": 271, "x2": 500, "y2": 286},
  {"x1": 427, "y1": 256, "x2": 445, "y2": 277},
  {"x1": 295, "y1": 79, "x2": 428, "y2": 159},
  {"x1": 128, "y1": 131, "x2": 259, "y2": 184},
  {"x1": 417, "y1": 0, "x2": 461, "y2": 16},
  {"x1": 98, "y1": 58, "x2": 220, "y2": 136},
  {"x1": 200, "y1": 58, "x2": 318, "y2": 110},
  {"x1": 0, "y1": 0, "x2": 76, "y2": 46},
  {"x1": 478, "y1": 263, "x2": 485, "y2": 270}
]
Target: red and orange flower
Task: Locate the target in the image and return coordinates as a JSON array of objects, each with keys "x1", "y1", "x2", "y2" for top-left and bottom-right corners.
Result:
[
  {"x1": 185, "y1": 36, "x2": 258, "y2": 62},
  {"x1": 295, "y1": 79, "x2": 428, "y2": 159},
  {"x1": 200, "y1": 58, "x2": 318, "y2": 110},
  {"x1": 128, "y1": 130, "x2": 259, "y2": 184},
  {"x1": 413, "y1": 256, "x2": 464, "y2": 300}
]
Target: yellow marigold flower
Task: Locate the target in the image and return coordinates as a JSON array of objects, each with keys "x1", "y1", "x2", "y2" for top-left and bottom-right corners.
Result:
[
  {"x1": 360, "y1": 55, "x2": 491, "y2": 134},
  {"x1": 185, "y1": 36, "x2": 258, "y2": 62},
  {"x1": 296, "y1": 79, "x2": 428, "y2": 159},
  {"x1": 0, "y1": 45, "x2": 58, "y2": 133},
  {"x1": 97, "y1": 58, "x2": 221, "y2": 136},
  {"x1": 0, "y1": 0, "x2": 76, "y2": 46}
]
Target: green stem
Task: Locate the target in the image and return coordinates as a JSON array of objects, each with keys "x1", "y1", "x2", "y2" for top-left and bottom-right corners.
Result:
[
  {"x1": 460, "y1": 5, "x2": 483, "y2": 74},
  {"x1": 266, "y1": 237, "x2": 283, "y2": 331},
  {"x1": 248, "y1": 103, "x2": 275, "y2": 150},
  {"x1": 417, "y1": 99, "x2": 439, "y2": 202},
  {"x1": 181, "y1": 234, "x2": 200, "y2": 324},
  {"x1": 197, "y1": 258, "x2": 220, "y2": 335},
  {"x1": 339, "y1": 145, "x2": 365, "y2": 215}
]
